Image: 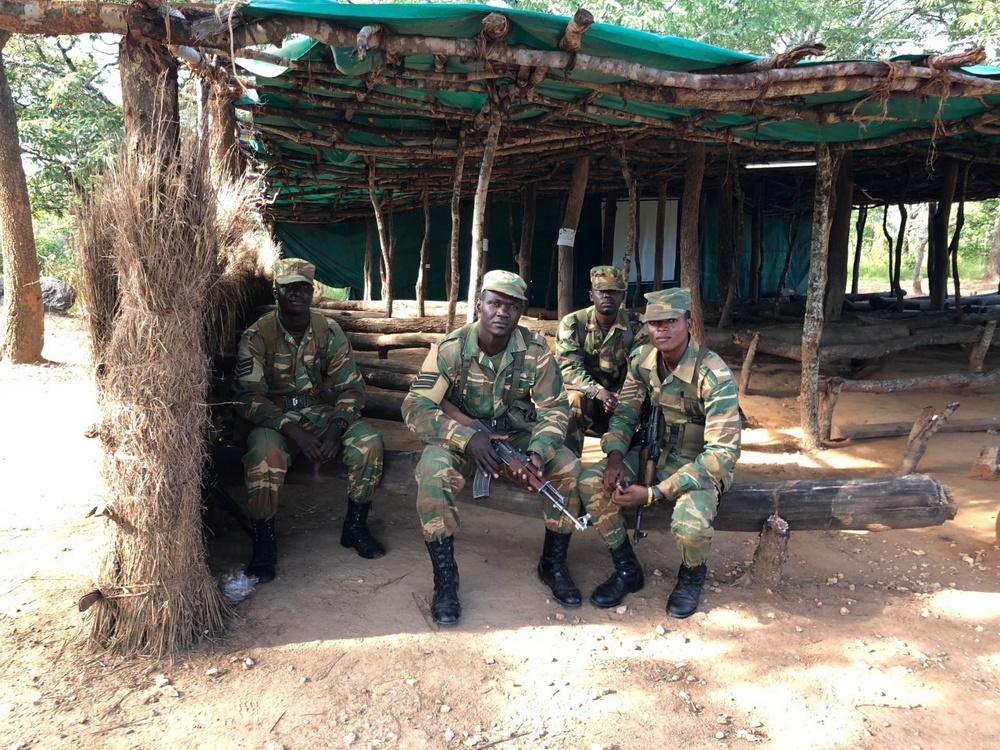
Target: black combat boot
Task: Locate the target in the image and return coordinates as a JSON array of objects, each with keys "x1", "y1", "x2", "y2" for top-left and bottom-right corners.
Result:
[
  {"x1": 247, "y1": 518, "x2": 277, "y2": 583},
  {"x1": 537, "y1": 529, "x2": 582, "y2": 608},
  {"x1": 425, "y1": 537, "x2": 461, "y2": 626},
  {"x1": 666, "y1": 562, "x2": 708, "y2": 619},
  {"x1": 590, "y1": 539, "x2": 644, "y2": 608},
  {"x1": 340, "y1": 500, "x2": 386, "y2": 559}
]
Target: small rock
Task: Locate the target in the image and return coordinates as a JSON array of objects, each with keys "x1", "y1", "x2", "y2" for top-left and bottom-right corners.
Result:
[
  {"x1": 344, "y1": 734, "x2": 357, "y2": 747},
  {"x1": 653, "y1": 569, "x2": 663, "y2": 577},
  {"x1": 266, "y1": 743, "x2": 284, "y2": 750},
  {"x1": 615, "y1": 605, "x2": 627, "y2": 615},
  {"x1": 464, "y1": 737, "x2": 479, "y2": 747},
  {"x1": 154, "y1": 674, "x2": 171, "y2": 688},
  {"x1": 795, "y1": 626, "x2": 803, "y2": 632},
  {"x1": 748, "y1": 719, "x2": 763, "y2": 728},
  {"x1": 655, "y1": 625, "x2": 666, "y2": 635},
  {"x1": 840, "y1": 607, "x2": 851, "y2": 615},
  {"x1": 160, "y1": 685, "x2": 179, "y2": 698},
  {"x1": 206, "y1": 668, "x2": 219, "y2": 677},
  {"x1": 406, "y1": 678, "x2": 418, "y2": 686},
  {"x1": 716, "y1": 731, "x2": 727, "y2": 739},
  {"x1": 440, "y1": 704, "x2": 451, "y2": 713},
  {"x1": 244, "y1": 658, "x2": 255, "y2": 669},
  {"x1": 444, "y1": 729, "x2": 455, "y2": 741},
  {"x1": 554, "y1": 613, "x2": 565, "y2": 621},
  {"x1": 485, "y1": 658, "x2": 495, "y2": 665}
]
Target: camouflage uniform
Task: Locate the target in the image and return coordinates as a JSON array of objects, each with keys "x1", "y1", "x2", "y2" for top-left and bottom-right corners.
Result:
[
  {"x1": 402, "y1": 324, "x2": 580, "y2": 541},
  {"x1": 578, "y1": 336, "x2": 741, "y2": 567},
  {"x1": 233, "y1": 310, "x2": 383, "y2": 521},
  {"x1": 556, "y1": 304, "x2": 647, "y2": 455}
]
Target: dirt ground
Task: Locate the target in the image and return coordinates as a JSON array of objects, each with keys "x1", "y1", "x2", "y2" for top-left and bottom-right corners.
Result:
[{"x1": 1, "y1": 313, "x2": 999, "y2": 750}]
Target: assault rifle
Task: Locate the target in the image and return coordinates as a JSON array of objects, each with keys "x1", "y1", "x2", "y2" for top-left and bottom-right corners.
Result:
[
  {"x1": 439, "y1": 400, "x2": 591, "y2": 532},
  {"x1": 633, "y1": 400, "x2": 662, "y2": 546}
]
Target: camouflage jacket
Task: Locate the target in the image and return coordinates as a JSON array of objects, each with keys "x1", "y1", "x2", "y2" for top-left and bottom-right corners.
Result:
[
  {"x1": 402, "y1": 323, "x2": 569, "y2": 463},
  {"x1": 603, "y1": 337, "x2": 741, "y2": 499},
  {"x1": 556, "y1": 306, "x2": 647, "y2": 396},
  {"x1": 233, "y1": 311, "x2": 365, "y2": 433}
]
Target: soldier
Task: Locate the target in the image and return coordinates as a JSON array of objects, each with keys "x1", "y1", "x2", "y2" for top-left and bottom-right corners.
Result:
[
  {"x1": 555, "y1": 265, "x2": 647, "y2": 455},
  {"x1": 402, "y1": 270, "x2": 582, "y2": 626},
  {"x1": 233, "y1": 258, "x2": 385, "y2": 583},
  {"x1": 577, "y1": 288, "x2": 741, "y2": 618}
]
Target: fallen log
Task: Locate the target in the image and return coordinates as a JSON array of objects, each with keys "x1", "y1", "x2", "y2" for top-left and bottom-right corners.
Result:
[
  {"x1": 346, "y1": 331, "x2": 443, "y2": 358},
  {"x1": 354, "y1": 356, "x2": 422, "y2": 375},
  {"x1": 326, "y1": 313, "x2": 449, "y2": 334},
  {"x1": 832, "y1": 416, "x2": 999, "y2": 440},
  {"x1": 209, "y1": 448, "x2": 957, "y2": 533},
  {"x1": 360, "y1": 367, "x2": 414, "y2": 392}
]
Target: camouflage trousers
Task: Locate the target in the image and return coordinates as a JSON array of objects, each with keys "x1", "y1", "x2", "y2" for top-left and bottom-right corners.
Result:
[
  {"x1": 565, "y1": 390, "x2": 612, "y2": 457},
  {"x1": 243, "y1": 418, "x2": 383, "y2": 521},
  {"x1": 578, "y1": 445, "x2": 722, "y2": 566},
  {"x1": 414, "y1": 431, "x2": 582, "y2": 541}
]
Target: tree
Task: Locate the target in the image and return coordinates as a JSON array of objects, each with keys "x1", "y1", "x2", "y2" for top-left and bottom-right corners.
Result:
[
  {"x1": 0, "y1": 31, "x2": 44, "y2": 363},
  {"x1": 5, "y1": 34, "x2": 122, "y2": 212}
]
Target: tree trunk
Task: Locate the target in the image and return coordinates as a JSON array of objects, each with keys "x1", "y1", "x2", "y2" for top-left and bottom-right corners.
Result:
[
  {"x1": 119, "y1": 34, "x2": 178, "y2": 160},
  {"x1": 680, "y1": 142, "x2": 707, "y2": 343},
  {"x1": 557, "y1": 156, "x2": 590, "y2": 319},
  {"x1": 367, "y1": 159, "x2": 394, "y2": 317},
  {"x1": 929, "y1": 163, "x2": 958, "y2": 310},
  {"x1": 363, "y1": 221, "x2": 373, "y2": 302},
  {"x1": 466, "y1": 108, "x2": 502, "y2": 324},
  {"x1": 207, "y1": 78, "x2": 242, "y2": 183},
  {"x1": 824, "y1": 151, "x2": 852, "y2": 321},
  {"x1": 518, "y1": 182, "x2": 536, "y2": 302},
  {"x1": 801, "y1": 144, "x2": 837, "y2": 450},
  {"x1": 0, "y1": 34, "x2": 44, "y2": 363},
  {"x1": 719, "y1": 169, "x2": 745, "y2": 329}
]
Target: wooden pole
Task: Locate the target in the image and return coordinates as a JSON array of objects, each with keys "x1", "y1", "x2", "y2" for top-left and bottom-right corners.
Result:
[
  {"x1": 363, "y1": 221, "x2": 373, "y2": 302},
  {"x1": 518, "y1": 182, "x2": 537, "y2": 302},
  {"x1": 466, "y1": 107, "x2": 502, "y2": 324},
  {"x1": 851, "y1": 204, "x2": 867, "y2": 295},
  {"x1": 416, "y1": 185, "x2": 429, "y2": 318},
  {"x1": 716, "y1": 169, "x2": 734, "y2": 307},
  {"x1": 929, "y1": 162, "x2": 958, "y2": 311},
  {"x1": 119, "y1": 34, "x2": 179, "y2": 160},
  {"x1": 824, "y1": 151, "x2": 852, "y2": 321},
  {"x1": 654, "y1": 182, "x2": 667, "y2": 291},
  {"x1": 557, "y1": 156, "x2": 591, "y2": 320},
  {"x1": 897, "y1": 402, "x2": 960, "y2": 474},
  {"x1": 801, "y1": 144, "x2": 837, "y2": 450},
  {"x1": 619, "y1": 156, "x2": 638, "y2": 300},
  {"x1": 680, "y1": 142, "x2": 707, "y2": 343},
  {"x1": 367, "y1": 158, "x2": 394, "y2": 317},
  {"x1": 207, "y1": 78, "x2": 242, "y2": 183},
  {"x1": 602, "y1": 193, "x2": 618, "y2": 265},
  {"x1": 750, "y1": 182, "x2": 763, "y2": 302},
  {"x1": 446, "y1": 135, "x2": 466, "y2": 332},
  {"x1": 719, "y1": 168, "x2": 745, "y2": 329}
]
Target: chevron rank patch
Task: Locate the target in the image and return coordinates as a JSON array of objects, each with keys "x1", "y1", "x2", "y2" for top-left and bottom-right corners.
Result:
[
  {"x1": 412, "y1": 371, "x2": 440, "y2": 391},
  {"x1": 234, "y1": 357, "x2": 254, "y2": 379}
]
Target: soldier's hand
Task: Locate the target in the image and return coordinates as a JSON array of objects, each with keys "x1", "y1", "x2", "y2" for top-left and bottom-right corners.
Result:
[
  {"x1": 318, "y1": 423, "x2": 344, "y2": 462},
  {"x1": 596, "y1": 388, "x2": 618, "y2": 414},
  {"x1": 611, "y1": 483, "x2": 647, "y2": 508},
  {"x1": 513, "y1": 451, "x2": 545, "y2": 491},
  {"x1": 283, "y1": 422, "x2": 327, "y2": 463},
  {"x1": 467, "y1": 431, "x2": 505, "y2": 479},
  {"x1": 602, "y1": 451, "x2": 627, "y2": 492}
]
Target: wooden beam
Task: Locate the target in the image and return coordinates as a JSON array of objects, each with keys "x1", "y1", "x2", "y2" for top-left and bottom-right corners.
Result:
[
  {"x1": 824, "y1": 151, "x2": 853, "y2": 321},
  {"x1": 466, "y1": 106, "x2": 502, "y2": 324},
  {"x1": 680, "y1": 142, "x2": 706, "y2": 343},
  {"x1": 833, "y1": 416, "x2": 997, "y2": 441},
  {"x1": 446, "y1": 135, "x2": 466, "y2": 332},
  {"x1": 518, "y1": 182, "x2": 537, "y2": 302}
]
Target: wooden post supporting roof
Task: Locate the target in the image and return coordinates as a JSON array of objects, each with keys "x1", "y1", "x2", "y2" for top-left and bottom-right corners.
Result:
[
  {"x1": 518, "y1": 183, "x2": 537, "y2": 303},
  {"x1": 680, "y1": 142, "x2": 707, "y2": 344},
  {"x1": 824, "y1": 151, "x2": 852, "y2": 321},
  {"x1": 929, "y1": 161, "x2": 958, "y2": 311},
  {"x1": 557, "y1": 156, "x2": 590, "y2": 320},
  {"x1": 466, "y1": 107, "x2": 502, "y2": 324},
  {"x1": 119, "y1": 34, "x2": 178, "y2": 159},
  {"x1": 801, "y1": 144, "x2": 837, "y2": 450}
]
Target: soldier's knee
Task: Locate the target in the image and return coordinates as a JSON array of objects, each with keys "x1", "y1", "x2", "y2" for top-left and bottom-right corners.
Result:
[
  {"x1": 671, "y1": 519, "x2": 714, "y2": 550},
  {"x1": 245, "y1": 427, "x2": 285, "y2": 462},
  {"x1": 577, "y1": 465, "x2": 605, "y2": 500}
]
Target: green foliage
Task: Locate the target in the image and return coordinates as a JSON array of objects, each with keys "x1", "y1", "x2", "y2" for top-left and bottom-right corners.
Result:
[{"x1": 6, "y1": 34, "x2": 123, "y2": 213}]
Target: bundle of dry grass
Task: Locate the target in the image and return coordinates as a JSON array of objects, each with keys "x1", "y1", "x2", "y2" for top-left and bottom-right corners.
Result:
[
  {"x1": 79, "y1": 125, "x2": 240, "y2": 657},
  {"x1": 77, "y1": 195, "x2": 119, "y2": 367}
]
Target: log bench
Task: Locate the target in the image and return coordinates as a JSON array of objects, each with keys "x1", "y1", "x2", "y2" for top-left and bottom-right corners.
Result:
[
  {"x1": 209, "y1": 447, "x2": 956, "y2": 537},
  {"x1": 735, "y1": 320, "x2": 996, "y2": 395}
]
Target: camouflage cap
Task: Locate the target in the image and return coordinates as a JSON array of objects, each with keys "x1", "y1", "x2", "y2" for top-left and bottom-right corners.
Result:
[
  {"x1": 273, "y1": 258, "x2": 316, "y2": 286},
  {"x1": 590, "y1": 265, "x2": 626, "y2": 291},
  {"x1": 481, "y1": 269, "x2": 528, "y2": 301},
  {"x1": 641, "y1": 287, "x2": 691, "y2": 322}
]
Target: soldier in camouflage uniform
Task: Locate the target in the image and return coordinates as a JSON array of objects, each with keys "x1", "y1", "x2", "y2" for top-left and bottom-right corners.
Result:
[
  {"x1": 233, "y1": 258, "x2": 385, "y2": 583},
  {"x1": 556, "y1": 265, "x2": 647, "y2": 455},
  {"x1": 577, "y1": 288, "x2": 741, "y2": 618},
  {"x1": 402, "y1": 270, "x2": 582, "y2": 626}
]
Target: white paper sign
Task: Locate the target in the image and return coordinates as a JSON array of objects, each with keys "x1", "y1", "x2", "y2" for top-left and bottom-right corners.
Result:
[{"x1": 557, "y1": 227, "x2": 577, "y2": 247}]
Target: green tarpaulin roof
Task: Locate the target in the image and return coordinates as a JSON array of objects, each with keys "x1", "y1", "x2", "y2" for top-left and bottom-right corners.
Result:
[{"x1": 235, "y1": 1, "x2": 1000, "y2": 221}]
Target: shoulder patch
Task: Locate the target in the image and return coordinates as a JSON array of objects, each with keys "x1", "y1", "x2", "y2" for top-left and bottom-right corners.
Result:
[
  {"x1": 234, "y1": 357, "x2": 253, "y2": 379},
  {"x1": 412, "y1": 371, "x2": 439, "y2": 390}
]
